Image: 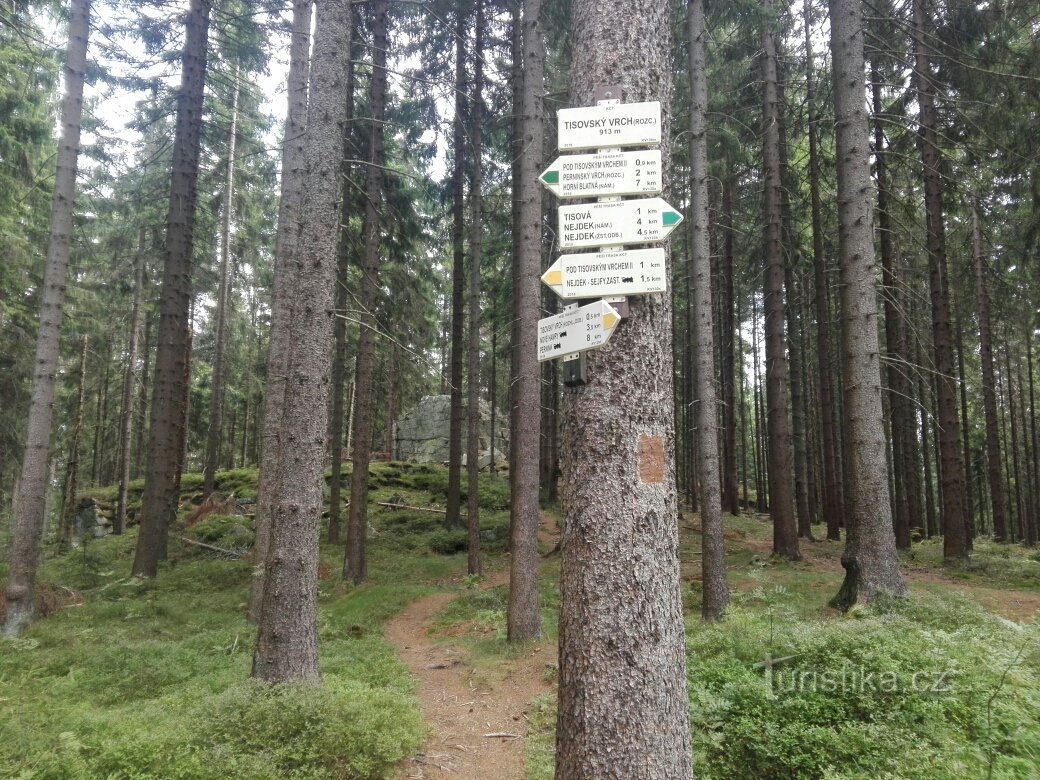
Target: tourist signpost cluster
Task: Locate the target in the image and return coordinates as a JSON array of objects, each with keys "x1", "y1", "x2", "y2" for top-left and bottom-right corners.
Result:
[{"x1": 538, "y1": 96, "x2": 681, "y2": 382}]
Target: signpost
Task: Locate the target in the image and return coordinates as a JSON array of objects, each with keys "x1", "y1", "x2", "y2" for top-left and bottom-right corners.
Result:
[
  {"x1": 557, "y1": 101, "x2": 662, "y2": 150},
  {"x1": 537, "y1": 300, "x2": 621, "y2": 362},
  {"x1": 558, "y1": 197, "x2": 683, "y2": 250},
  {"x1": 538, "y1": 95, "x2": 675, "y2": 385},
  {"x1": 541, "y1": 248, "x2": 667, "y2": 299},
  {"x1": 539, "y1": 150, "x2": 661, "y2": 198}
]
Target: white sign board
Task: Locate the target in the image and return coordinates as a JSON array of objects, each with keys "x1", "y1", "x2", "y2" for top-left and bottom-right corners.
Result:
[
  {"x1": 542, "y1": 248, "x2": 668, "y2": 299},
  {"x1": 557, "y1": 101, "x2": 662, "y2": 151},
  {"x1": 557, "y1": 198, "x2": 683, "y2": 250},
  {"x1": 537, "y1": 300, "x2": 621, "y2": 362},
  {"x1": 540, "y1": 150, "x2": 662, "y2": 198}
]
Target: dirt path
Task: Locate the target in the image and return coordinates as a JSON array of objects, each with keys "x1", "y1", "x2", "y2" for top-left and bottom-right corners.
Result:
[{"x1": 389, "y1": 569, "x2": 551, "y2": 779}]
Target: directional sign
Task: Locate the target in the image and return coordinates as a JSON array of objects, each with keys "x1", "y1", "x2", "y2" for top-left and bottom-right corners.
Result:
[
  {"x1": 540, "y1": 150, "x2": 662, "y2": 198},
  {"x1": 537, "y1": 300, "x2": 621, "y2": 362},
  {"x1": 557, "y1": 198, "x2": 683, "y2": 250},
  {"x1": 557, "y1": 101, "x2": 662, "y2": 151},
  {"x1": 542, "y1": 248, "x2": 667, "y2": 299}
]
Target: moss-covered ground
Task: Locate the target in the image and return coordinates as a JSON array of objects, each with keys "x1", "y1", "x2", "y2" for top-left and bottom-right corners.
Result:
[{"x1": 2, "y1": 465, "x2": 1039, "y2": 778}]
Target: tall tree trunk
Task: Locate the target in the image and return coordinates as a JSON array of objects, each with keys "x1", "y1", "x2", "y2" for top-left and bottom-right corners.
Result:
[
  {"x1": 973, "y1": 206, "x2": 1008, "y2": 542},
  {"x1": 721, "y1": 173, "x2": 739, "y2": 516},
  {"x1": 90, "y1": 343, "x2": 108, "y2": 487},
  {"x1": 1027, "y1": 329, "x2": 1039, "y2": 545},
  {"x1": 804, "y1": 0, "x2": 840, "y2": 541},
  {"x1": 871, "y1": 59, "x2": 912, "y2": 550},
  {"x1": 203, "y1": 65, "x2": 240, "y2": 497},
  {"x1": 248, "y1": 0, "x2": 312, "y2": 622},
  {"x1": 133, "y1": 0, "x2": 212, "y2": 578},
  {"x1": 506, "y1": 0, "x2": 544, "y2": 642},
  {"x1": 60, "y1": 337, "x2": 89, "y2": 546},
  {"x1": 3, "y1": 0, "x2": 91, "y2": 636},
  {"x1": 912, "y1": 0, "x2": 968, "y2": 561},
  {"x1": 445, "y1": 0, "x2": 469, "y2": 530},
  {"x1": 752, "y1": 296, "x2": 767, "y2": 510},
  {"x1": 1005, "y1": 347, "x2": 1026, "y2": 541},
  {"x1": 466, "y1": 0, "x2": 485, "y2": 578},
  {"x1": 508, "y1": 0, "x2": 522, "y2": 493},
  {"x1": 133, "y1": 311, "x2": 151, "y2": 480},
  {"x1": 955, "y1": 320, "x2": 975, "y2": 548},
  {"x1": 828, "y1": 0, "x2": 906, "y2": 609},
  {"x1": 115, "y1": 228, "x2": 147, "y2": 534},
  {"x1": 760, "y1": 0, "x2": 800, "y2": 559},
  {"x1": 916, "y1": 335, "x2": 937, "y2": 538},
  {"x1": 690, "y1": 0, "x2": 729, "y2": 620},
  {"x1": 1016, "y1": 360, "x2": 1036, "y2": 546},
  {"x1": 328, "y1": 17, "x2": 358, "y2": 548},
  {"x1": 555, "y1": 0, "x2": 692, "y2": 773},
  {"x1": 252, "y1": 0, "x2": 352, "y2": 682},
  {"x1": 998, "y1": 364, "x2": 1015, "y2": 539},
  {"x1": 328, "y1": 238, "x2": 347, "y2": 546},
  {"x1": 344, "y1": 0, "x2": 388, "y2": 585}
]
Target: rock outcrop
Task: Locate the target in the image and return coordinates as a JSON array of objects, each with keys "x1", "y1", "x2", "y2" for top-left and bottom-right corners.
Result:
[{"x1": 393, "y1": 395, "x2": 508, "y2": 467}]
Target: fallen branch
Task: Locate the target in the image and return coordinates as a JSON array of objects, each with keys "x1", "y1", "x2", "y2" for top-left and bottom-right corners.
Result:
[
  {"x1": 483, "y1": 732, "x2": 521, "y2": 739},
  {"x1": 378, "y1": 502, "x2": 447, "y2": 514},
  {"x1": 172, "y1": 534, "x2": 243, "y2": 558}
]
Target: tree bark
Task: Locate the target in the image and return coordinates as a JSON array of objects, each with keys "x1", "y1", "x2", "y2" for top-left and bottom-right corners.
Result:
[
  {"x1": 133, "y1": 0, "x2": 212, "y2": 578},
  {"x1": 133, "y1": 312, "x2": 151, "y2": 481},
  {"x1": 466, "y1": 0, "x2": 485, "y2": 578},
  {"x1": 720, "y1": 173, "x2": 739, "y2": 516},
  {"x1": 689, "y1": 0, "x2": 729, "y2": 621},
  {"x1": 203, "y1": 65, "x2": 240, "y2": 497},
  {"x1": 912, "y1": 0, "x2": 969, "y2": 561},
  {"x1": 328, "y1": 17, "x2": 358, "y2": 548},
  {"x1": 973, "y1": 206, "x2": 1008, "y2": 542},
  {"x1": 248, "y1": 0, "x2": 311, "y2": 623},
  {"x1": 760, "y1": 0, "x2": 800, "y2": 560},
  {"x1": 507, "y1": 0, "x2": 544, "y2": 642},
  {"x1": 3, "y1": 0, "x2": 91, "y2": 637},
  {"x1": 60, "y1": 336, "x2": 89, "y2": 546},
  {"x1": 252, "y1": 0, "x2": 352, "y2": 683},
  {"x1": 115, "y1": 228, "x2": 147, "y2": 534},
  {"x1": 804, "y1": 0, "x2": 841, "y2": 541},
  {"x1": 445, "y1": 0, "x2": 469, "y2": 530},
  {"x1": 827, "y1": 0, "x2": 906, "y2": 609},
  {"x1": 554, "y1": 0, "x2": 693, "y2": 774},
  {"x1": 344, "y1": 0, "x2": 388, "y2": 585},
  {"x1": 870, "y1": 59, "x2": 912, "y2": 550}
]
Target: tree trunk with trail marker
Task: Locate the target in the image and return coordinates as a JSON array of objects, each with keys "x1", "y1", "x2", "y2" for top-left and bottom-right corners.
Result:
[
  {"x1": 828, "y1": 0, "x2": 907, "y2": 610},
  {"x1": 554, "y1": 0, "x2": 693, "y2": 774},
  {"x1": 689, "y1": 0, "x2": 728, "y2": 622},
  {"x1": 3, "y1": 0, "x2": 90, "y2": 637},
  {"x1": 506, "y1": 0, "x2": 544, "y2": 643},
  {"x1": 248, "y1": 0, "x2": 311, "y2": 623}
]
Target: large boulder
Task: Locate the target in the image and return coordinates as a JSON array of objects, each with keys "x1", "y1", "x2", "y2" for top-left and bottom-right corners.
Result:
[{"x1": 393, "y1": 395, "x2": 508, "y2": 465}]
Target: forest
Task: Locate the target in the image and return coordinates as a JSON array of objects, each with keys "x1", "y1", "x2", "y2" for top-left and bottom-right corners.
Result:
[{"x1": 1, "y1": 0, "x2": 1039, "y2": 777}]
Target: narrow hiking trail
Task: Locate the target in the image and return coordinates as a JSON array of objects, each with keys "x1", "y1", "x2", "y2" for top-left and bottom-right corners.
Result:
[{"x1": 389, "y1": 569, "x2": 555, "y2": 780}]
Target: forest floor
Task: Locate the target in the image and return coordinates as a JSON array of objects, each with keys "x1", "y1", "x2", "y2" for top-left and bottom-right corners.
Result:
[{"x1": 2, "y1": 463, "x2": 1039, "y2": 779}]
